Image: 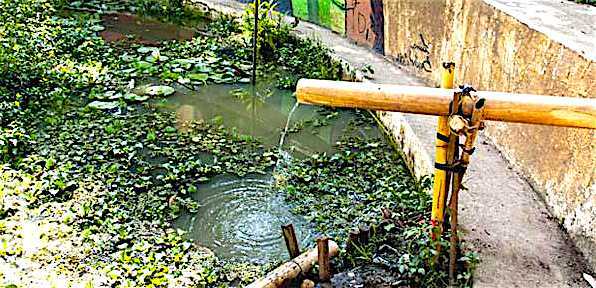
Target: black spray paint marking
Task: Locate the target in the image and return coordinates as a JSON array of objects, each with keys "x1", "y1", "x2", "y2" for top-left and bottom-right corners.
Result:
[{"x1": 394, "y1": 33, "x2": 432, "y2": 72}]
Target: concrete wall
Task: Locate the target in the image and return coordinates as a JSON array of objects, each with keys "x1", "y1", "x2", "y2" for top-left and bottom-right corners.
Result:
[
  {"x1": 231, "y1": 0, "x2": 595, "y2": 270},
  {"x1": 382, "y1": 0, "x2": 595, "y2": 269}
]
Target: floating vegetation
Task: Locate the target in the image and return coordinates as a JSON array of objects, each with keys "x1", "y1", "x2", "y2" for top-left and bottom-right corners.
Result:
[{"x1": 0, "y1": 0, "x2": 477, "y2": 287}]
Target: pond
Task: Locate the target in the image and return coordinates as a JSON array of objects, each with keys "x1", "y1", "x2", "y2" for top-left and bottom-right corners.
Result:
[
  {"x1": 168, "y1": 79, "x2": 381, "y2": 263},
  {"x1": 89, "y1": 6, "x2": 383, "y2": 264}
]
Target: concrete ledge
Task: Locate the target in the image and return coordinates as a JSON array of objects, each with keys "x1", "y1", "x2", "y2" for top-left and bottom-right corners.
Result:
[{"x1": 483, "y1": 0, "x2": 596, "y2": 61}]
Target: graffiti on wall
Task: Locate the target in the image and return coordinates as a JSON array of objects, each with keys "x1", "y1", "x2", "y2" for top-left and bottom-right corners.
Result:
[
  {"x1": 393, "y1": 33, "x2": 432, "y2": 72},
  {"x1": 233, "y1": 0, "x2": 388, "y2": 55},
  {"x1": 290, "y1": 0, "x2": 345, "y2": 34},
  {"x1": 345, "y1": 0, "x2": 384, "y2": 54}
]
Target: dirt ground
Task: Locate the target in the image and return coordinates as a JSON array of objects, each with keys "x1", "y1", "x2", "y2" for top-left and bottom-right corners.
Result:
[{"x1": 198, "y1": 1, "x2": 593, "y2": 286}]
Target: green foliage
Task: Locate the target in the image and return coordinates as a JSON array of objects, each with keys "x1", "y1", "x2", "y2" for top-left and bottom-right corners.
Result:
[
  {"x1": 278, "y1": 136, "x2": 477, "y2": 287},
  {"x1": 574, "y1": 0, "x2": 595, "y2": 5},
  {"x1": 240, "y1": 1, "x2": 343, "y2": 88},
  {"x1": 281, "y1": 136, "x2": 428, "y2": 238},
  {"x1": 242, "y1": 1, "x2": 292, "y2": 57},
  {"x1": 0, "y1": 0, "x2": 107, "y2": 161}
]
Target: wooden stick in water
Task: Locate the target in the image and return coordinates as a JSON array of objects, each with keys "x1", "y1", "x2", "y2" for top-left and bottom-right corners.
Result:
[
  {"x1": 247, "y1": 240, "x2": 339, "y2": 288},
  {"x1": 317, "y1": 237, "x2": 331, "y2": 282},
  {"x1": 282, "y1": 224, "x2": 301, "y2": 259}
]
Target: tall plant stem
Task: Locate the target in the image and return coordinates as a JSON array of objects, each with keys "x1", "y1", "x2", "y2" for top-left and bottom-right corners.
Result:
[{"x1": 251, "y1": 0, "x2": 259, "y2": 85}]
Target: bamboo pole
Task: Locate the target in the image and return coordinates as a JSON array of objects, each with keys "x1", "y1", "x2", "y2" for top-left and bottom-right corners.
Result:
[
  {"x1": 296, "y1": 79, "x2": 596, "y2": 129},
  {"x1": 346, "y1": 228, "x2": 360, "y2": 254},
  {"x1": 282, "y1": 224, "x2": 301, "y2": 259},
  {"x1": 247, "y1": 240, "x2": 340, "y2": 288},
  {"x1": 431, "y1": 63, "x2": 455, "y2": 239},
  {"x1": 448, "y1": 98, "x2": 486, "y2": 284}
]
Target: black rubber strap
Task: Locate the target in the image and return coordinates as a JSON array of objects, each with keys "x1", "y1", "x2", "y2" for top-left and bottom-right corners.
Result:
[
  {"x1": 462, "y1": 147, "x2": 476, "y2": 155},
  {"x1": 434, "y1": 162, "x2": 450, "y2": 171},
  {"x1": 436, "y1": 133, "x2": 450, "y2": 143},
  {"x1": 435, "y1": 162, "x2": 466, "y2": 173},
  {"x1": 291, "y1": 259, "x2": 304, "y2": 276}
]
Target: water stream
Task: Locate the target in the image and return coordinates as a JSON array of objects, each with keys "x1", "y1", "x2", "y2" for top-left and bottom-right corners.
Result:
[{"x1": 278, "y1": 102, "x2": 300, "y2": 154}]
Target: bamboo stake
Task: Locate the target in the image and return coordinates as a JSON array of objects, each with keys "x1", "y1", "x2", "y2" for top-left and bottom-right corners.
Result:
[
  {"x1": 448, "y1": 97, "x2": 486, "y2": 284},
  {"x1": 431, "y1": 62, "x2": 455, "y2": 241},
  {"x1": 317, "y1": 237, "x2": 331, "y2": 282},
  {"x1": 443, "y1": 90, "x2": 461, "y2": 233},
  {"x1": 346, "y1": 228, "x2": 360, "y2": 254},
  {"x1": 247, "y1": 240, "x2": 340, "y2": 288},
  {"x1": 359, "y1": 225, "x2": 370, "y2": 246},
  {"x1": 296, "y1": 79, "x2": 596, "y2": 129},
  {"x1": 282, "y1": 224, "x2": 301, "y2": 259}
]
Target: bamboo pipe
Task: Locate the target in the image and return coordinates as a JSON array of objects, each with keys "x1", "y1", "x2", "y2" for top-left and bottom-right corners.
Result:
[
  {"x1": 247, "y1": 240, "x2": 340, "y2": 288},
  {"x1": 296, "y1": 79, "x2": 596, "y2": 129}
]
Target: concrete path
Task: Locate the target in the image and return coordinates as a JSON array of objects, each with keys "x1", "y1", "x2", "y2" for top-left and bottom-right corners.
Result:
[{"x1": 197, "y1": 1, "x2": 592, "y2": 286}]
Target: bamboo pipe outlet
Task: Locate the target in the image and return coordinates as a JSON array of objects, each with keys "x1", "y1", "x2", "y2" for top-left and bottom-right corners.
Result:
[
  {"x1": 247, "y1": 240, "x2": 340, "y2": 288},
  {"x1": 296, "y1": 79, "x2": 596, "y2": 129}
]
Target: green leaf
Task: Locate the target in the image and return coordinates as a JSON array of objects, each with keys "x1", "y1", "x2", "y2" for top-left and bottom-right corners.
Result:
[
  {"x1": 123, "y1": 92, "x2": 149, "y2": 102},
  {"x1": 188, "y1": 73, "x2": 209, "y2": 82},
  {"x1": 88, "y1": 101, "x2": 119, "y2": 110},
  {"x1": 144, "y1": 85, "x2": 176, "y2": 97}
]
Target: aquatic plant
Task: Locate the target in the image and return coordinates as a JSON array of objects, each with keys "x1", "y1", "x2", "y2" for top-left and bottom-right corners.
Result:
[{"x1": 278, "y1": 135, "x2": 478, "y2": 287}]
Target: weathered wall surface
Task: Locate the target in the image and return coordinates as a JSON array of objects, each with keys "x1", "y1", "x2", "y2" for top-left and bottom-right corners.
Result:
[
  {"x1": 383, "y1": 0, "x2": 595, "y2": 270},
  {"x1": 345, "y1": 0, "x2": 384, "y2": 53}
]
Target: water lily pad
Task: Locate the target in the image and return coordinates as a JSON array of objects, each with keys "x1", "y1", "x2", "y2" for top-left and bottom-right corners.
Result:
[
  {"x1": 144, "y1": 85, "x2": 176, "y2": 97},
  {"x1": 193, "y1": 64, "x2": 212, "y2": 73},
  {"x1": 188, "y1": 73, "x2": 209, "y2": 82},
  {"x1": 124, "y1": 93, "x2": 149, "y2": 102},
  {"x1": 90, "y1": 25, "x2": 105, "y2": 32},
  {"x1": 177, "y1": 78, "x2": 191, "y2": 85},
  {"x1": 137, "y1": 46, "x2": 160, "y2": 54},
  {"x1": 88, "y1": 101, "x2": 119, "y2": 110},
  {"x1": 132, "y1": 61, "x2": 154, "y2": 72},
  {"x1": 146, "y1": 54, "x2": 169, "y2": 63},
  {"x1": 104, "y1": 91, "x2": 122, "y2": 100}
]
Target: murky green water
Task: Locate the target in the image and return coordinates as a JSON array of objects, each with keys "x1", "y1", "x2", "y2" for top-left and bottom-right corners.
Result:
[
  {"x1": 100, "y1": 13, "x2": 204, "y2": 44},
  {"x1": 92, "y1": 9, "x2": 380, "y2": 264},
  {"x1": 169, "y1": 80, "x2": 380, "y2": 263}
]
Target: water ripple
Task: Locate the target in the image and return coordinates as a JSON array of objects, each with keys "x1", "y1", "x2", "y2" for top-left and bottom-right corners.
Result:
[{"x1": 181, "y1": 175, "x2": 314, "y2": 263}]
